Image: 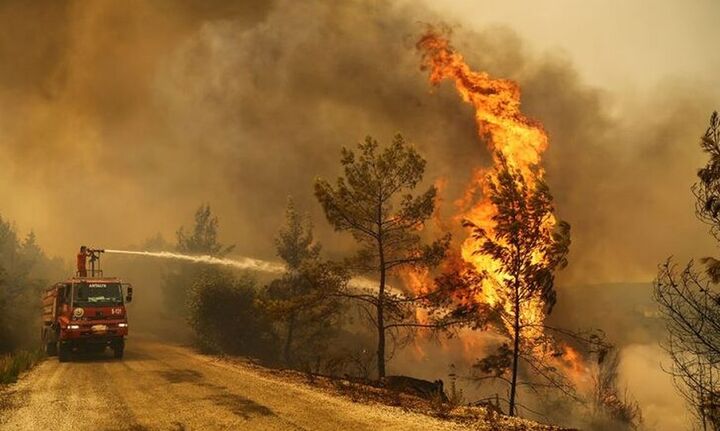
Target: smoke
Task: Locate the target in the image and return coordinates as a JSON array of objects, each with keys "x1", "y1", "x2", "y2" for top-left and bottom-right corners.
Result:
[
  {"x1": 0, "y1": 0, "x2": 714, "y2": 285},
  {"x1": 0, "y1": 0, "x2": 713, "y2": 427},
  {"x1": 619, "y1": 343, "x2": 690, "y2": 431}
]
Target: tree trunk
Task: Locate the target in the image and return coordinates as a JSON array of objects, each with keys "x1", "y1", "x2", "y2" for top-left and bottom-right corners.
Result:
[
  {"x1": 509, "y1": 278, "x2": 521, "y2": 417},
  {"x1": 377, "y1": 250, "x2": 386, "y2": 379},
  {"x1": 377, "y1": 202, "x2": 387, "y2": 380},
  {"x1": 283, "y1": 312, "x2": 296, "y2": 366}
]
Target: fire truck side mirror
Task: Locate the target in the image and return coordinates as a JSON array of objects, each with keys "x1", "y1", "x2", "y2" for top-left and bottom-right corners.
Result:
[{"x1": 124, "y1": 283, "x2": 133, "y2": 303}]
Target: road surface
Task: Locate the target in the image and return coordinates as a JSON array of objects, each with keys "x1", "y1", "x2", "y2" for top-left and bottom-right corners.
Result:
[{"x1": 0, "y1": 337, "x2": 465, "y2": 431}]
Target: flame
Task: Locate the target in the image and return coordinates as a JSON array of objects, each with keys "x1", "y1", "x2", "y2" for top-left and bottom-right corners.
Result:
[
  {"x1": 409, "y1": 28, "x2": 590, "y2": 384},
  {"x1": 399, "y1": 267, "x2": 433, "y2": 325},
  {"x1": 416, "y1": 28, "x2": 553, "y2": 340},
  {"x1": 556, "y1": 344, "x2": 592, "y2": 390},
  {"x1": 416, "y1": 30, "x2": 548, "y2": 179},
  {"x1": 559, "y1": 345, "x2": 585, "y2": 375}
]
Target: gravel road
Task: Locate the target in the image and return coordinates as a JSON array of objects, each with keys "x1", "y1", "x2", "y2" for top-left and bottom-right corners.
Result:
[{"x1": 0, "y1": 337, "x2": 466, "y2": 431}]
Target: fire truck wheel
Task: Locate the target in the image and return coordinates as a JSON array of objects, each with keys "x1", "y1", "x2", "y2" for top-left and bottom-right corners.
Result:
[
  {"x1": 46, "y1": 341, "x2": 57, "y2": 357},
  {"x1": 58, "y1": 343, "x2": 71, "y2": 363},
  {"x1": 112, "y1": 340, "x2": 124, "y2": 359}
]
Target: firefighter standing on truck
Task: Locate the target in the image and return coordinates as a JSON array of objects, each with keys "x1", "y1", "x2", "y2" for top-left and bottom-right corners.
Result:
[{"x1": 77, "y1": 245, "x2": 88, "y2": 277}]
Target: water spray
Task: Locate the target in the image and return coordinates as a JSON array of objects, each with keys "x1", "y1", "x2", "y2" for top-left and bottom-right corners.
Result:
[
  {"x1": 103, "y1": 249, "x2": 399, "y2": 295},
  {"x1": 104, "y1": 249, "x2": 285, "y2": 274}
]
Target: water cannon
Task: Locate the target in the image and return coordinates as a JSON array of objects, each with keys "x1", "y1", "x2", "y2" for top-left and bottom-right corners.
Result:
[
  {"x1": 78, "y1": 246, "x2": 105, "y2": 277},
  {"x1": 87, "y1": 248, "x2": 105, "y2": 261}
]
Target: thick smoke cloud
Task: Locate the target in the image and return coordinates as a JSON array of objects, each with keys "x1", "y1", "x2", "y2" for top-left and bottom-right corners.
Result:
[{"x1": 0, "y1": 0, "x2": 713, "y2": 285}]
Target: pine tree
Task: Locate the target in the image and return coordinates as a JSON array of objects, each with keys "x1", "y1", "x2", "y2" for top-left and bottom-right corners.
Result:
[
  {"x1": 453, "y1": 154, "x2": 570, "y2": 416},
  {"x1": 315, "y1": 134, "x2": 449, "y2": 378},
  {"x1": 259, "y1": 198, "x2": 346, "y2": 368}
]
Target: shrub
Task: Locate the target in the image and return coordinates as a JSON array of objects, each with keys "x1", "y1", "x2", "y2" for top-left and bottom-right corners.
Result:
[{"x1": 187, "y1": 270, "x2": 277, "y2": 361}]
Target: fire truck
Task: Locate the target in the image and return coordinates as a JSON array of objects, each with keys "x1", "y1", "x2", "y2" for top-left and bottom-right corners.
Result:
[{"x1": 41, "y1": 248, "x2": 133, "y2": 362}]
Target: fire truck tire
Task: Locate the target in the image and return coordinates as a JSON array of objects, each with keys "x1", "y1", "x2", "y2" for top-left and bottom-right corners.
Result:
[
  {"x1": 46, "y1": 341, "x2": 57, "y2": 357},
  {"x1": 112, "y1": 340, "x2": 124, "y2": 359},
  {"x1": 58, "y1": 343, "x2": 70, "y2": 362}
]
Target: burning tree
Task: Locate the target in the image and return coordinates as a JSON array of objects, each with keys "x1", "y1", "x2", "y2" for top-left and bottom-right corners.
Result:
[
  {"x1": 655, "y1": 111, "x2": 720, "y2": 431},
  {"x1": 465, "y1": 156, "x2": 571, "y2": 416},
  {"x1": 416, "y1": 28, "x2": 584, "y2": 417},
  {"x1": 314, "y1": 134, "x2": 450, "y2": 378}
]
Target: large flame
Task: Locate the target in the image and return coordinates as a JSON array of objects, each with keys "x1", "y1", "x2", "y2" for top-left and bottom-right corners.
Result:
[
  {"x1": 413, "y1": 28, "x2": 586, "y2": 384},
  {"x1": 416, "y1": 28, "x2": 553, "y2": 338}
]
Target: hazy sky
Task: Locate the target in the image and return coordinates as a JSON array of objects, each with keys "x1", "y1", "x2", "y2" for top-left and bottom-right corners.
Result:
[{"x1": 426, "y1": 0, "x2": 720, "y2": 95}]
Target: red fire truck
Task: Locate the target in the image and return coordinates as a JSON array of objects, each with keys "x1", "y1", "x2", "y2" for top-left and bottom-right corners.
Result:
[{"x1": 41, "y1": 249, "x2": 133, "y2": 362}]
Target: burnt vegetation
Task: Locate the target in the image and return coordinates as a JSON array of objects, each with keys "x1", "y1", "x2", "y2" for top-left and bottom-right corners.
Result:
[{"x1": 655, "y1": 112, "x2": 720, "y2": 431}]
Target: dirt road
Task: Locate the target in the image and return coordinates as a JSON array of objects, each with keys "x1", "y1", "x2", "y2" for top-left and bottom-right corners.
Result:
[{"x1": 0, "y1": 337, "x2": 465, "y2": 431}]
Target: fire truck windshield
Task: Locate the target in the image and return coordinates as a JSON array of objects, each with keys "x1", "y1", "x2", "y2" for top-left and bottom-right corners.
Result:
[{"x1": 73, "y1": 282, "x2": 123, "y2": 306}]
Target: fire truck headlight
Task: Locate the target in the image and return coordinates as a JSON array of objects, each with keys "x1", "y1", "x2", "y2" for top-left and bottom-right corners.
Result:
[
  {"x1": 118, "y1": 323, "x2": 128, "y2": 328},
  {"x1": 68, "y1": 324, "x2": 80, "y2": 330}
]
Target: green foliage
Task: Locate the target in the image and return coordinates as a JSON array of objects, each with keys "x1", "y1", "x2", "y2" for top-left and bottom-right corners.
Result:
[
  {"x1": 474, "y1": 343, "x2": 512, "y2": 377},
  {"x1": 176, "y1": 204, "x2": 235, "y2": 256},
  {"x1": 274, "y1": 198, "x2": 320, "y2": 270},
  {"x1": 163, "y1": 204, "x2": 234, "y2": 315},
  {"x1": 696, "y1": 112, "x2": 720, "y2": 233},
  {"x1": 314, "y1": 134, "x2": 450, "y2": 378},
  {"x1": 259, "y1": 198, "x2": 348, "y2": 369},
  {"x1": 315, "y1": 135, "x2": 449, "y2": 273},
  {"x1": 695, "y1": 112, "x2": 720, "y2": 285},
  {"x1": 187, "y1": 270, "x2": 277, "y2": 360},
  {"x1": 0, "y1": 217, "x2": 64, "y2": 353}
]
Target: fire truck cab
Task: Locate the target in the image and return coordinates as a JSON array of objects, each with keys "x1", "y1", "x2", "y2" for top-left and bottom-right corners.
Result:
[{"x1": 41, "y1": 253, "x2": 133, "y2": 362}]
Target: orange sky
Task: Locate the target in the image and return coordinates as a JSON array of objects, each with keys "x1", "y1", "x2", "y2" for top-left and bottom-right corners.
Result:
[{"x1": 426, "y1": 0, "x2": 720, "y2": 96}]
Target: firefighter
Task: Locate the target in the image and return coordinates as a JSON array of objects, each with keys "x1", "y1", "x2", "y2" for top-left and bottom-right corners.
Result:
[{"x1": 77, "y1": 245, "x2": 88, "y2": 277}]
